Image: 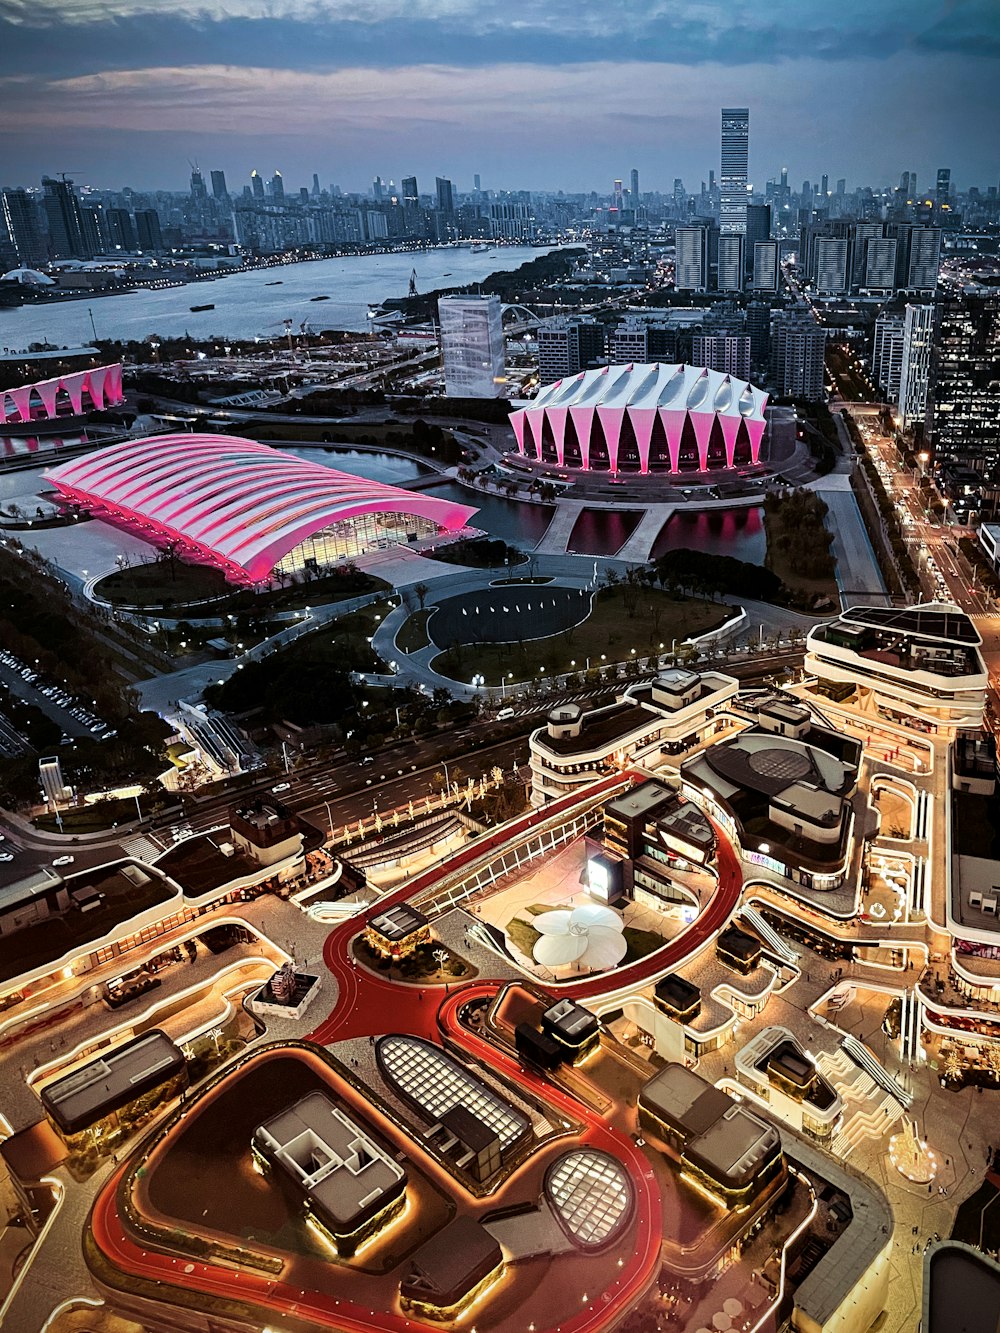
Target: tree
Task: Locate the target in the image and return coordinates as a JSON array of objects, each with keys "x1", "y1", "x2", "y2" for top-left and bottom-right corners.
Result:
[{"x1": 414, "y1": 582, "x2": 429, "y2": 611}]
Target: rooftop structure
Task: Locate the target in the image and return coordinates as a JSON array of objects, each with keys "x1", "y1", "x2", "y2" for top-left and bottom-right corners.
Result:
[
  {"x1": 544, "y1": 1149, "x2": 634, "y2": 1249},
  {"x1": 510, "y1": 363, "x2": 768, "y2": 474},
  {"x1": 734, "y1": 1025, "x2": 842, "y2": 1140},
  {"x1": 638, "y1": 1061, "x2": 784, "y2": 1206},
  {"x1": 46, "y1": 434, "x2": 477, "y2": 585},
  {"x1": 365, "y1": 904, "x2": 430, "y2": 958},
  {"x1": 923, "y1": 1241, "x2": 1000, "y2": 1333},
  {"x1": 400, "y1": 1215, "x2": 504, "y2": 1318},
  {"x1": 530, "y1": 668, "x2": 739, "y2": 806},
  {"x1": 252, "y1": 1091, "x2": 406, "y2": 1248},
  {"x1": 40, "y1": 1030, "x2": 186, "y2": 1138},
  {"x1": 805, "y1": 603, "x2": 988, "y2": 733}
]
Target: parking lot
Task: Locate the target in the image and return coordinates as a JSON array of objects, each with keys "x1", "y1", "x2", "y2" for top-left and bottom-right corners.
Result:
[{"x1": 0, "y1": 650, "x2": 114, "y2": 742}]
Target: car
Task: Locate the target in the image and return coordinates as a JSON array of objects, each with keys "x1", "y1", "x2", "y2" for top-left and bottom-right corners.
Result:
[
  {"x1": 271, "y1": 782, "x2": 291, "y2": 793},
  {"x1": 360, "y1": 757, "x2": 375, "y2": 766},
  {"x1": 496, "y1": 707, "x2": 516, "y2": 721},
  {"x1": 51, "y1": 855, "x2": 75, "y2": 867},
  {"x1": 0, "y1": 853, "x2": 12, "y2": 863}
]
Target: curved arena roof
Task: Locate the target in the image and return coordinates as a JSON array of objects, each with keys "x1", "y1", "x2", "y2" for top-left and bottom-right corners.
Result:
[
  {"x1": 509, "y1": 362, "x2": 769, "y2": 474},
  {"x1": 46, "y1": 434, "x2": 478, "y2": 584}
]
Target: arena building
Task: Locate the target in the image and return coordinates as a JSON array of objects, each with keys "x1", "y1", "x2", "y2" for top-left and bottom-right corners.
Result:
[
  {"x1": 509, "y1": 362, "x2": 768, "y2": 474},
  {"x1": 0, "y1": 363, "x2": 124, "y2": 430},
  {"x1": 46, "y1": 434, "x2": 478, "y2": 585}
]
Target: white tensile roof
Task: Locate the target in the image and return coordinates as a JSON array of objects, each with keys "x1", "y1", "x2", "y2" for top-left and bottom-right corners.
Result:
[{"x1": 528, "y1": 363, "x2": 767, "y2": 421}]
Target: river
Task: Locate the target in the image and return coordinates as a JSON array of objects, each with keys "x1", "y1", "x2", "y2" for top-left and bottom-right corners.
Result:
[{"x1": 0, "y1": 245, "x2": 559, "y2": 347}]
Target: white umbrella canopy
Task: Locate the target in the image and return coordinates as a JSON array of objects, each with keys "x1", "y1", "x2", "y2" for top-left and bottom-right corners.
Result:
[
  {"x1": 534, "y1": 931, "x2": 589, "y2": 968},
  {"x1": 712, "y1": 1313, "x2": 732, "y2": 1331},
  {"x1": 532, "y1": 904, "x2": 627, "y2": 972},
  {"x1": 723, "y1": 1298, "x2": 744, "y2": 1317}
]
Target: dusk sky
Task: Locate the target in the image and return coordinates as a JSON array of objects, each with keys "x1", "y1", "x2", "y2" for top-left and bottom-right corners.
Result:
[{"x1": 1, "y1": 0, "x2": 998, "y2": 195}]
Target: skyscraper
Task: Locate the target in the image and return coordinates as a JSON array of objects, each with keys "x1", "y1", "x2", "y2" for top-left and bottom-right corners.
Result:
[
  {"x1": 872, "y1": 315, "x2": 904, "y2": 401},
  {"x1": 210, "y1": 170, "x2": 228, "y2": 200},
  {"x1": 135, "y1": 209, "x2": 163, "y2": 252},
  {"x1": 435, "y1": 177, "x2": 455, "y2": 215},
  {"x1": 438, "y1": 295, "x2": 505, "y2": 399},
  {"x1": 720, "y1": 107, "x2": 750, "y2": 235},
  {"x1": 814, "y1": 237, "x2": 849, "y2": 293},
  {"x1": 630, "y1": 168, "x2": 640, "y2": 201},
  {"x1": 928, "y1": 293, "x2": 1000, "y2": 468},
  {"x1": 1, "y1": 188, "x2": 45, "y2": 267},
  {"x1": 190, "y1": 168, "x2": 208, "y2": 203},
  {"x1": 42, "y1": 176, "x2": 90, "y2": 260},
  {"x1": 474, "y1": 173, "x2": 482, "y2": 193},
  {"x1": 906, "y1": 228, "x2": 942, "y2": 290},
  {"x1": 312, "y1": 173, "x2": 321, "y2": 198},
  {"x1": 691, "y1": 334, "x2": 751, "y2": 380},
  {"x1": 402, "y1": 177, "x2": 418, "y2": 206},
  {"x1": 106, "y1": 208, "x2": 137, "y2": 251},
  {"x1": 613, "y1": 179, "x2": 623, "y2": 212},
  {"x1": 674, "y1": 226, "x2": 711, "y2": 291},
  {"x1": 899, "y1": 304, "x2": 934, "y2": 427},
  {"x1": 536, "y1": 317, "x2": 605, "y2": 384},
  {"x1": 752, "y1": 241, "x2": 780, "y2": 293},
  {"x1": 716, "y1": 234, "x2": 745, "y2": 292},
  {"x1": 771, "y1": 312, "x2": 826, "y2": 401},
  {"x1": 270, "y1": 171, "x2": 284, "y2": 201},
  {"x1": 936, "y1": 168, "x2": 951, "y2": 206},
  {"x1": 251, "y1": 170, "x2": 265, "y2": 200}
]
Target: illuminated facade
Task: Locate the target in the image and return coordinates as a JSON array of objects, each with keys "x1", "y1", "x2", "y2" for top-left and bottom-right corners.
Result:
[
  {"x1": 510, "y1": 363, "x2": 768, "y2": 474},
  {"x1": 0, "y1": 363, "x2": 124, "y2": 426},
  {"x1": 46, "y1": 434, "x2": 477, "y2": 585}
]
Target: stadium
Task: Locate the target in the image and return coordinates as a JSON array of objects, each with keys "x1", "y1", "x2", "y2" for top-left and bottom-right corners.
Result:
[
  {"x1": 46, "y1": 434, "x2": 478, "y2": 586},
  {"x1": 509, "y1": 363, "x2": 769, "y2": 474},
  {"x1": 0, "y1": 363, "x2": 124, "y2": 431}
]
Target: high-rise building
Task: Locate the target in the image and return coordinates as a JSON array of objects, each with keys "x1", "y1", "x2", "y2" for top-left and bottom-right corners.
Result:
[
  {"x1": 135, "y1": 209, "x2": 163, "y2": 252},
  {"x1": 41, "y1": 176, "x2": 90, "y2": 260},
  {"x1": 691, "y1": 334, "x2": 751, "y2": 381},
  {"x1": 210, "y1": 170, "x2": 228, "y2": 200},
  {"x1": 771, "y1": 312, "x2": 827, "y2": 401},
  {"x1": 936, "y1": 168, "x2": 951, "y2": 206},
  {"x1": 899, "y1": 304, "x2": 934, "y2": 427},
  {"x1": 716, "y1": 234, "x2": 745, "y2": 292},
  {"x1": 251, "y1": 170, "x2": 265, "y2": 200},
  {"x1": 752, "y1": 241, "x2": 780, "y2": 292},
  {"x1": 872, "y1": 315, "x2": 904, "y2": 401},
  {"x1": 270, "y1": 171, "x2": 284, "y2": 201},
  {"x1": 720, "y1": 106, "x2": 749, "y2": 235},
  {"x1": 1, "y1": 188, "x2": 45, "y2": 267},
  {"x1": 851, "y1": 222, "x2": 884, "y2": 288},
  {"x1": 488, "y1": 202, "x2": 532, "y2": 240},
  {"x1": 864, "y1": 238, "x2": 899, "y2": 291},
  {"x1": 536, "y1": 317, "x2": 605, "y2": 383},
  {"x1": 474, "y1": 173, "x2": 482, "y2": 193},
  {"x1": 746, "y1": 301, "x2": 772, "y2": 371},
  {"x1": 435, "y1": 177, "x2": 455, "y2": 215},
  {"x1": 438, "y1": 294, "x2": 505, "y2": 398},
  {"x1": 311, "y1": 173, "x2": 321, "y2": 198},
  {"x1": 190, "y1": 168, "x2": 208, "y2": 203},
  {"x1": 906, "y1": 227, "x2": 942, "y2": 291},
  {"x1": 675, "y1": 225, "x2": 712, "y2": 291},
  {"x1": 402, "y1": 176, "x2": 418, "y2": 206},
  {"x1": 613, "y1": 179, "x2": 624, "y2": 212},
  {"x1": 106, "y1": 208, "x2": 137, "y2": 252},
  {"x1": 821, "y1": 174, "x2": 829, "y2": 198},
  {"x1": 814, "y1": 237, "x2": 849, "y2": 293},
  {"x1": 672, "y1": 178, "x2": 686, "y2": 217},
  {"x1": 745, "y1": 203, "x2": 770, "y2": 260},
  {"x1": 928, "y1": 293, "x2": 1000, "y2": 469},
  {"x1": 630, "y1": 168, "x2": 640, "y2": 202}
]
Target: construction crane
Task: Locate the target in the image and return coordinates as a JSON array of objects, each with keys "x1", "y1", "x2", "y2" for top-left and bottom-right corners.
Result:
[{"x1": 408, "y1": 268, "x2": 418, "y2": 297}]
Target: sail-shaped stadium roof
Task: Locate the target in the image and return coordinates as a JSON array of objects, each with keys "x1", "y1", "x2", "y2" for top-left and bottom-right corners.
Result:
[{"x1": 47, "y1": 434, "x2": 477, "y2": 584}]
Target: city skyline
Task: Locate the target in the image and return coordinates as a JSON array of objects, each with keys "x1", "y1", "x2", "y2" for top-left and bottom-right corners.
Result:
[{"x1": 1, "y1": 0, "x2": 999, "y2": 191}]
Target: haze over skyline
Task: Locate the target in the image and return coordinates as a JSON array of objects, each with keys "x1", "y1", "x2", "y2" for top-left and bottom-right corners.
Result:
[{"x1": 1, "y1": 0, "x2": 998, "y2": 192}]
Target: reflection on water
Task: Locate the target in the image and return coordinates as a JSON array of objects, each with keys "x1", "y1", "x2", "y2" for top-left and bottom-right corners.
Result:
[
  {"x1": 0, "y1": 434, "x2": 87, "y2": 459},
  {"x1": 568, "y1": 509, "x2": 642, "y2": 556},
  {"x1": 651, "y1": 506, "x2": 766, "y2": 565},
  {"x1": 422, "y1": 480, "x2": 554, "y2": 547}
]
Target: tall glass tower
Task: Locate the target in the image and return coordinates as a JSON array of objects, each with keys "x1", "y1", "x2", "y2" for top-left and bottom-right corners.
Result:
[{"x1": 720, "y1": 107, "x2": 750, "y2": 235}]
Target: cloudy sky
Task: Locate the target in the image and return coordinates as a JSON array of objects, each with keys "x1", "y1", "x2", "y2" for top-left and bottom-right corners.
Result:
[{"x1": 1, "y1": 0, "x2": 998, "y2": 195}]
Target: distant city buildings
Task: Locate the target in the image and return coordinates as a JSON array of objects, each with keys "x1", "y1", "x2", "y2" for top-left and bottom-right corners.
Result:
[{"x1": 770, "y1": 311, "x2": 827, "y2": 400}]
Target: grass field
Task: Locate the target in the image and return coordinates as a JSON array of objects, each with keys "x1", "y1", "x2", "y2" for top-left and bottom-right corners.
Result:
[
  {"x1": 430, "y1": 584, "x2": 727, "y2": 685},
  {"x1": 395, "y1": 608, "x2": 432, "y2": 653},
  {"x1": 94, "y1": 561, "x2": 389, "y2": 613}
]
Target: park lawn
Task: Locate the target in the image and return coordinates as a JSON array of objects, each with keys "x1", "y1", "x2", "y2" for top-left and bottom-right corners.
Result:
[
  {"x1": 430, "y1": 584, "x2": 728, "y2": 684},
  {"x1": 395, "y1": 608, "x2": 432, "y2": 653}
]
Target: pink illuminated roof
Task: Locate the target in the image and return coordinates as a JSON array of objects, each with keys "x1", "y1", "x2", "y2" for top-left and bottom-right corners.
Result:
[
  {"x1": 0, "y1": 363, "x2": 123, "y2": 424},
  {"x1": 46, "y1": 434, "x2": 478, "y2": 584}
]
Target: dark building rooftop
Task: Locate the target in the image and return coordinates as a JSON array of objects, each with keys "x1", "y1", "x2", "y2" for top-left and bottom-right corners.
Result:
[
  {"x1": 40, "y1": 1029, "x2": 186, "y2": 1136},
  {"x1": 400, "y1": 1215, "x2": 503, "y2": 1310}
]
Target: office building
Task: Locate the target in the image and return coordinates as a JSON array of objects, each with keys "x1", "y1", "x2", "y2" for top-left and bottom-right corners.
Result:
[
  {"x1": 720, "y1": 106, "x2": 750, "y2": 235},
  {"x1": 250, "y1": 169, "x2": 265, "y2": 200},
  {"x1": 134, "y1": 209, "x2": 163, "y2": 252},
  {"x1": 745, "y1": 202, "x2": 771, "y2": 258},
  {"x1": 268, "y1": 171, "x2": 284, "y2": 201},
  {"x1": 864, "y1": 237, "x2": 899, "y2": 291},
  {"x1": 770, "y1": 312, "x2": 827, "y2": 400},
  {"x1": 42, "y1": 176, "x2": 90, "y2": 260},
  {"x1": 435, "y1": 177, "x2": 454, "y2": 215},
  {"x1": 488, "y1": 201, "x2": 531, "y2": 240},
  {"x1": 936, "y1": 168, "x2": 951, "y2": 206},
  {"x1": 1, "y1": 189, "x2": 45, "y2": 268},
  {"x1": 691, "y1": 334, "x2": 751, "y2": 381},
  {"x1": 872, "y1": 315, "x2": 904, "y2": 402},
  {"x1": 401, "y1": 176, "x2": 418, "y2": 207},
  {"x1": 106, "y1": 208, "x2": 137, "y2": 252},
  {"x1": 928, "y1": 293, "x2": 1000, "y2": 470},
  {"x1": 438, "y1": 294, "x2": 505, "y2": 398},
  {"x1": 630, "y1": 167, "x2": 640, "y2": 201},
  {"x1": 536, "y1": 317, "x2": 604, "y2": 383},
  {"x1": 210, "y1": 170, "x2": 228, "y2": 200},
  {"x1": 716, "y1": 234, "x2": 745, "y2": 291},
  {"x1": 753, "y1": 240, "x2": 779, "y2": 292},
  {"x1": 899, "y1": 304, "x2": 934, "y2": 427}
]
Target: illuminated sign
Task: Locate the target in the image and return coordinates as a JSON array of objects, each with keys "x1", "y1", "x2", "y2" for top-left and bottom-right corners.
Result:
[{"x1": 588, "y1": 858, "x2": 611, "y2": 901}]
